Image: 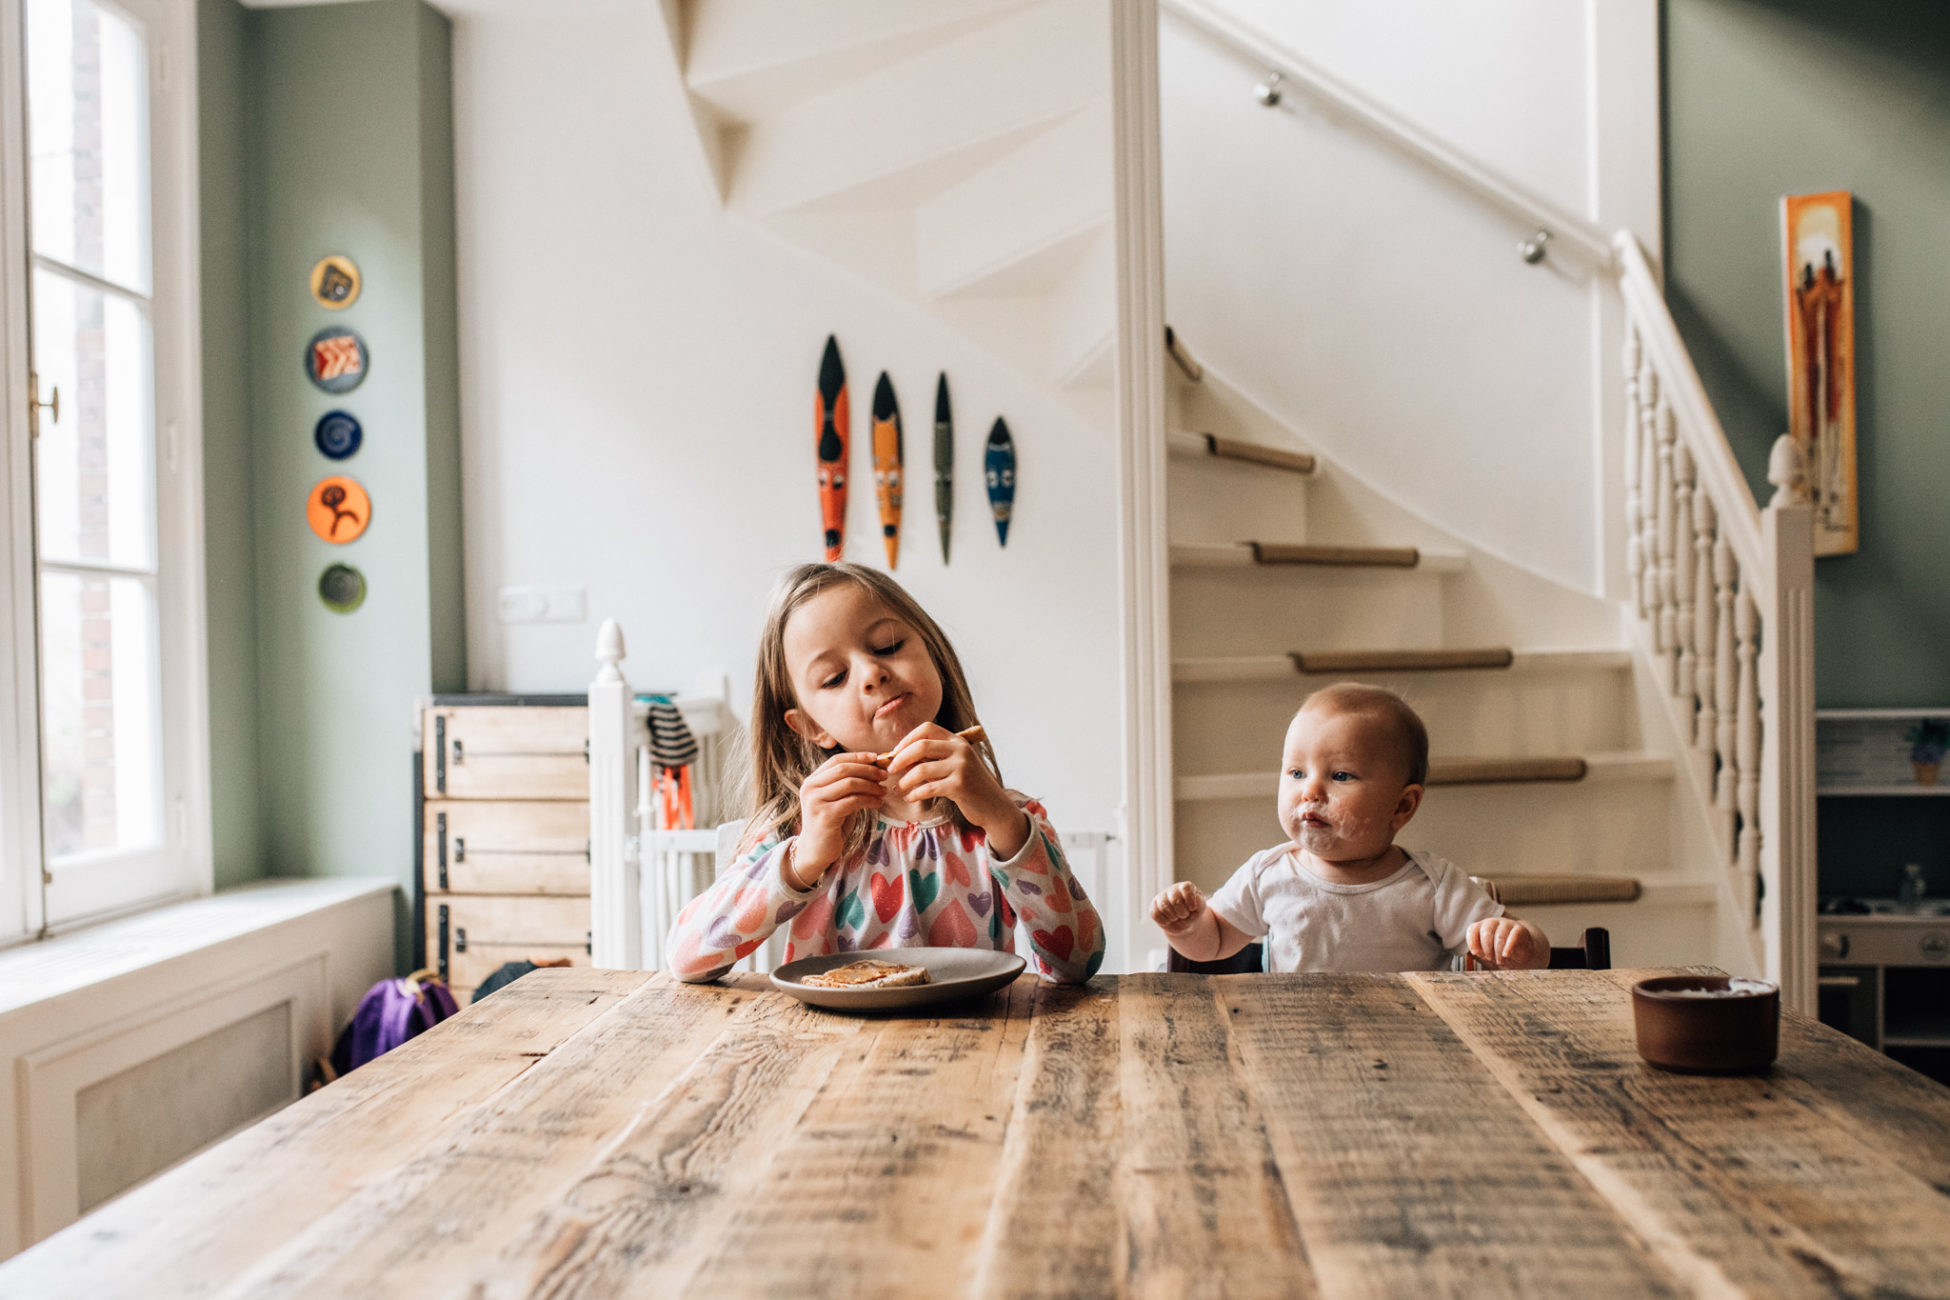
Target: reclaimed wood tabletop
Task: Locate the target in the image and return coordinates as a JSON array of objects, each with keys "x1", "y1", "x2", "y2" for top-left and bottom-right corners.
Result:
[{"x1": 8, "y1": 966, "x2": 1950, "y2": 1298}]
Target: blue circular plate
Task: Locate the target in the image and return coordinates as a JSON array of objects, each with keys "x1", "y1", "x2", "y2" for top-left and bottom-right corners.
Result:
[
  {"x1": 314, "y1": 410, "x2": 362, "y2": 460},
  {"x1": 305, "y1": 328, "x2": 368, "y2": 394}
]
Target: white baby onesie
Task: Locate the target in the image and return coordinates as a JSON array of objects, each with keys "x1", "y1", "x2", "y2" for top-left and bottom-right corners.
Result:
[{"x1": 1206, "y1": 845, "x2": 1503, "y2": 972}]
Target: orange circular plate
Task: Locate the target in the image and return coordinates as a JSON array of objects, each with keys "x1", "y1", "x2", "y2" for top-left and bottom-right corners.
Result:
[{"x1": 307, "y1": 475, "x2": 371, "y2": 544}]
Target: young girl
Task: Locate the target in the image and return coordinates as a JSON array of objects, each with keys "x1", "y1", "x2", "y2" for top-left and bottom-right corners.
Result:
[{"x1": 666, "y1": 562, "x2": 1105, "y2": 984}]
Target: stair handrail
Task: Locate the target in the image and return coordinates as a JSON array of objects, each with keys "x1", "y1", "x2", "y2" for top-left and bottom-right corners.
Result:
[
  {"x1": 1160, "y1": 0, "x2": 1613, "y2": 267},
  {"x1": 1613, "y1": 230, "x2": 1816, "y2": 1014}
]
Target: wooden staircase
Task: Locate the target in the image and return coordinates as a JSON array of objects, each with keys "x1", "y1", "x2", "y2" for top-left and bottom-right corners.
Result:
[{"x1": 1163, "y1": 352, "x2": 1726, "y2": 963}]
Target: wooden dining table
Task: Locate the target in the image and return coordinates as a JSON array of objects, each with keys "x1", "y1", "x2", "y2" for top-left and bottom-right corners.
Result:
[{"x1": 9, "y1": 965, "x2": 1950, "y2": 1297}]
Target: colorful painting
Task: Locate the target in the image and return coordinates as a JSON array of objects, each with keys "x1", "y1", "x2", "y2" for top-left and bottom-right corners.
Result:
[
  {"x1": 871, "y1": 372, "x2": 903, "y2": 569},
  {"x1": 307, "y1": 475, "x2": 371, "y2": 544},
  {"x1": 309, "y1": 254, "x2": 361, "y2": 309},
  {"x1": 1781, "y1": 191, "x2": 1857, "y2": 555},
  {"x1": 985, "y1": 418, "x2": 1015, "y2": 547},
  {"x1": 816, "y1": 335, "x2": 849, "y2": 561},
  {"x1": 933, "y1": 373, "x2": 953, "y2": 565},
  {"x1": 306, "y1": 327, "x2": 368, "y2": 394}
]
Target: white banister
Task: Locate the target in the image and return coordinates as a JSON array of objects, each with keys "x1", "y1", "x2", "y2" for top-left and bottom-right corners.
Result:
[
  {"x1": 1162, "y1": 0, "x2": 1614, "y2": 267},
  {"x1": 1615, "y1": 230, "x2": 1816, "y2": 1013},
  {"x1": 588, "y1": 619, "x2": 640, "y2": 969}
]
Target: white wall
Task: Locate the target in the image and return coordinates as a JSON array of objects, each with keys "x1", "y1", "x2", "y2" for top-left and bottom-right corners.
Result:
[
  {"x1": 449, "y1": 5, "x2": 1124, "y2": 844},
  {"x1": 1159, "y1": 0, "x2": 1659, "y2": 596}
]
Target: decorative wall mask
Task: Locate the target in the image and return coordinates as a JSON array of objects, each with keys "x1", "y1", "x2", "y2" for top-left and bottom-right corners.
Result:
[
  {"x1": 871, "y1": 372, "x2": 903, "y2": 569},
  {"x1": 816, "y1": 335, "x2": 849, "y2": 561},
  {"x1": 934, "y1": 374, "x2": 952, "y2": 564},
  {"x1": 985, "y1": 418, "x2": 1015, "y2": 547}
]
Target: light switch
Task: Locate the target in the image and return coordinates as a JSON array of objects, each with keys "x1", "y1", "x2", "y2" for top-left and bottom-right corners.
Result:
[{"x1": 497, "y1": 586, "x2": 586, "y2": 624}]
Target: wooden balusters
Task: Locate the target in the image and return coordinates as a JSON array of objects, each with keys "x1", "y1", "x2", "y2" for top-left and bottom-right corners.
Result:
[
  {"x1": 1623, "y1": 326, "x2": 1645, "y2": 619},
  {"x1": 1735, "y1": 584, "x2": 1762, "y2": 898},
  {"x1": 1654, "y1": 396, "x2": 1680, "y2": 693},
  {"x1": 1692, "y1": 491, "x2": 1718, "y2": 757},
  {"x1": 1713, "y1": 533, "x2": 1739, "y2": 849},
  {"x1": 1673, "y1": 439, "x2": 1697, "y2": 710},
  {"x1": 1637, "y1": 363, "x2": 1661, "y2": 620}
]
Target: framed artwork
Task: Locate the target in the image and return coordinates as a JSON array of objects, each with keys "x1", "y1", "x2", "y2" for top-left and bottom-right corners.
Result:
[{"x1": 1781, "y1": 191, "x2": 1857, "y2": 556}]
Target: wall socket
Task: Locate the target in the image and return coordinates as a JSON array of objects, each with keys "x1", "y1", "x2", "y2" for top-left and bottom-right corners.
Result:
[{"x1": 497, "y1": 586, "x2": 587, "y2": 624}]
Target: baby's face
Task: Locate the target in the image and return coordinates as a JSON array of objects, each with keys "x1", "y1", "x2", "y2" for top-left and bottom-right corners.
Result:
[{"x1": 1277, "y1": 705, "x2": 1422, "y2": 864}]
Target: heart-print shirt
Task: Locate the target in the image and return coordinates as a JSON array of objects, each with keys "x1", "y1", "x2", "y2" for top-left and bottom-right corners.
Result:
[{"x1": 666, "y1": 794, "x2": 1105, "y2": 984}]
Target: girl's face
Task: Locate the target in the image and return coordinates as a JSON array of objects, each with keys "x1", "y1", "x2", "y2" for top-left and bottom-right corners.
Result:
[
  {"x1": 1277, "y1": 705, "x2": 1421, "y2": 865},
  {"x1": 781, "y1": 583, "x2": 944, "y2": 754}
]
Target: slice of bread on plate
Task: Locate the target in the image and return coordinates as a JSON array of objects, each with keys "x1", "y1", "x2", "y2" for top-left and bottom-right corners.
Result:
[{"x1": 800, "y1": 959, "x2": 931, "y2": 990}]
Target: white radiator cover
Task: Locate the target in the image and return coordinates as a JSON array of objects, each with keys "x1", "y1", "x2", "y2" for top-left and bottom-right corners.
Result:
[{"x1": 0, "y1": 878, "x2": 394, "y2": 1260}]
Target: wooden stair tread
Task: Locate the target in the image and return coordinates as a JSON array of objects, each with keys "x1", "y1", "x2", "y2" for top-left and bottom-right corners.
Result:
[
  {"x1": 1289, "y1": 647, "x2": 1513, "y2": 674},
  {"x1": 1167, "y1": 429, "x2": 1316, "y2": 474},
  {"x1": 1174, "y1": 753, "x2": 1671, "y2": 800},
  {"x1": 1168, "y1": 543, "x2": 1466, "y2": 572},
  {"x1": 1431, "y1": 756, "x2": 1587, "y2": 785},
  {"x1": 1172, "y1": 648, "x2": 1632, "y2": 683},
  {"x1": 1253, "y1": 541, "x2": 1418, "y2": 567},
  {"x1": 1472, "y1": 874, "x2": 1643, "y2": 906}
]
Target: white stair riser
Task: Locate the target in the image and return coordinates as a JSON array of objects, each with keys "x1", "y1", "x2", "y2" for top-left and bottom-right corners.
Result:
[
  {"x1": 1170, "y1": 567, "x2": 1447, "y2": 657},
  {"x1": 916, "y1": 100, "x2": 1111, "y2": 300},
  {"x1": 684, "y1": 0, "x2": 1033, "y2": 120},
  {"x1": 1518, "y1": 901, "x2": 1715, "y2": 969},
  {"x1": 1173, "y1": 779, "x2": 1672, "y2": 896},
  {"x1": 730, "y1": 0, "x2": 1107, "y2": 215},
  {"x1": 1172, "y1": 669, "x2": 1635, "y2": 774},
  {"x1": 1166, "y1": 455, "x2": 1309, "y2": 547}
]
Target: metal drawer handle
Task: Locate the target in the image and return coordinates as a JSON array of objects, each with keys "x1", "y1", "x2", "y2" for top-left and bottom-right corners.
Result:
[
  {"x1": 453, "y1": 836, "x2": 466, "y2": 863},
  {"x1": 455, "y1": 926, "x2": 468, "y2": 953}
]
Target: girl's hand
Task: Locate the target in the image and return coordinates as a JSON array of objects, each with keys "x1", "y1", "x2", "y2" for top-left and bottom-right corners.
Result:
[
  {"x1": 1150, "y1": 881, "x2": 1208, "y2": 935},
  {"x1": 791, "y1": 752, "x2": 887, "y2": 887},
  {"x1": 1466, "y1": 916, "x2": 1546, "y2": 970},
  {"x1": 884, "y1": 723, "x2": 1027, "y2": 855}
]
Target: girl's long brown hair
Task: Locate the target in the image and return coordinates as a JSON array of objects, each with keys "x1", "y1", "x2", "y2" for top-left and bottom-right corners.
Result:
[{"x1": 742, "y1": 563, "x2": 1001, "y2": 862}]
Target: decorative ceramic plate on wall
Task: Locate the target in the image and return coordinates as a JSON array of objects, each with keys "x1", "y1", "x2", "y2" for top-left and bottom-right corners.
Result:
[
  {"x1": 314, "y1": 410, "x2": 362, "y2": 460},
  {"x1": 306, "y1": 328, "x2": 368, "y2": 394},
  {"x1": 318, "y1": 563, "x2": 366, "y2": 613},
  {"x1": 307, "y1": 475, "x2": 371, "y2": 544},
  {"x1": 309, "y1": 254, "x2": 362, "y2": 309}
]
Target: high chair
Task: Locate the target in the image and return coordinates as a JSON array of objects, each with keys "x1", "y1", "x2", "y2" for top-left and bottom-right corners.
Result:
[{"x1": 1472, "y1": 876, "x2": 1611, "y2": 969}]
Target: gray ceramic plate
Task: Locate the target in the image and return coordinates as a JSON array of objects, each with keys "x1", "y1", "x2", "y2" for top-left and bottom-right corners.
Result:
[{"x1": 771, "y1": 947, "x2": 1026, "y2": 1012}]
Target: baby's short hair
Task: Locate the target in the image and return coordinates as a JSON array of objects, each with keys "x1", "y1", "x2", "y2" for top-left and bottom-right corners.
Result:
[{"x1": 1298, "y1": 683, "x2": 1429, "y2": 787}]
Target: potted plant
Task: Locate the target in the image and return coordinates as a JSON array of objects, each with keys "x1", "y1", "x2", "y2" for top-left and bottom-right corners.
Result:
[{"x1": 1907, "y1": 719, "x2": 1950, "y2": 786}]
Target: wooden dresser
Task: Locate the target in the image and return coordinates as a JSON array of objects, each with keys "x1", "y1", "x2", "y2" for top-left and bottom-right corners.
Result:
[{"x1": 416, "y1": 695, "x2": 592, "y2": 1002}]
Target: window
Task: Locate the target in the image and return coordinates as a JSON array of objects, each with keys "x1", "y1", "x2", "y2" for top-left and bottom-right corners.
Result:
[{"x1": 1, "y1": 0, "x2": 207, "y2": 945}]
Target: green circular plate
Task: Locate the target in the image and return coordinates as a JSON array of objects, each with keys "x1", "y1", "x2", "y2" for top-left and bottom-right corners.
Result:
[{"x1": 318, "y1": 562, "x2": 366, "y2": 613}]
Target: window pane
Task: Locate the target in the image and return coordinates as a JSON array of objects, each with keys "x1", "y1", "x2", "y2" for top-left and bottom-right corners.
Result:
[
  {"x1": 32, "y1": 269, "x2": 155, "y2": 569},
  {"x1": 39, "y1": 571, "x2": 162, "y2": 859},
  {"x1": 27, "y1": 0, "x2": 151, "y2": 293}
]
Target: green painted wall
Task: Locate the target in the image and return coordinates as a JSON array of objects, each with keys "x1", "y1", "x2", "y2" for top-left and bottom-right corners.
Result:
[
  {"x1": 1664, "y1": 0, "x2": 1950, "y2": 709},
  {"x1": 197, "y1": 0, "x2": 260, "y2": 890},
  {"x1": 213, "y1": 0, "x2": 464, "y2": 967}
]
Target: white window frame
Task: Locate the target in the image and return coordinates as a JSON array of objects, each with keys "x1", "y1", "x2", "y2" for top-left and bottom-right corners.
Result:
[{"x1": 0, "y1": 0, "x2": 210, "y2": 947}]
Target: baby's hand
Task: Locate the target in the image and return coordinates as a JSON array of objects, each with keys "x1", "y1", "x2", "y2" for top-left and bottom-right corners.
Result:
[
  {"x1": 1466, "y1": 916, "x2": 1546, "y2": 970},
  {"x1": 1150, "y1": 881, "x2": 1209, "y2": 935}
]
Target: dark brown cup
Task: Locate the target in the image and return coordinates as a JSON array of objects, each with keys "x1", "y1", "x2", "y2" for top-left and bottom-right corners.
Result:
[{"x1": 1632, "y1": 975, "x2": 1780, "y2": 1073}]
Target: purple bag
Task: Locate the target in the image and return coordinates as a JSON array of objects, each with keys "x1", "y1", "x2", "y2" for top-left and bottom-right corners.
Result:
[{"x1": 328, "y1": 972, "x2": 460, "y2": 1077}]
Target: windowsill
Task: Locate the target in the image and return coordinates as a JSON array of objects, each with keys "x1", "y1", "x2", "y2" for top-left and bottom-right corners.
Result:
[{"x1": 0, "y1": 877, "x2": 396, "y2": 1019}]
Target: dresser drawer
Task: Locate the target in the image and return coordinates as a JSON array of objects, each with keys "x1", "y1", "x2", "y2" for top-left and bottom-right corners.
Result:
[
  {"x1": 426, "y1": 894, "x2": 591, "y2": 998},
  {"x1": 422, "y1": 705, "x2": 589, "y2": 800},
  {"x1": 423, "y1": 800, "x2": 590, "y2": 896}
]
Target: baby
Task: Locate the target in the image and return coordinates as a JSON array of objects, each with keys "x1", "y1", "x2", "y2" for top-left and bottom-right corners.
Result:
[{"x1": 1151, "y1": 682, "x2": 1548, "y2": 972}]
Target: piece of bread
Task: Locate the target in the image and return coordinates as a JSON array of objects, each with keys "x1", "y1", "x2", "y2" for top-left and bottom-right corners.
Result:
[{"x1": 800, "y1": 959, "x2": 931, "y2": 989}]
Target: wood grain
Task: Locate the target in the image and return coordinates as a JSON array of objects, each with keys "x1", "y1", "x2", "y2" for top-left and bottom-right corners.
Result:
[
  {"x1": 207, "y1": 973, "x2": 770, "y2": 1298},
  {"x1": 1224, "y1": 974, "x2": 1682, "y2": 1296},
  {"x1": 1411, "y1": 968, "x2": 1950, "y2": 1296},
  {"x1": 1113, "y1": 975, "x2": 1311, "y2": 1299},
  {"x1": 968, "y1": 979, "x2": 1124, "y2": 1300},
  {"x1": 1205, "y1": 434, "x2": 1316, "y2": 474},
  {"x1": 2, "y1": 968, "x2": 653, "y2": 1298},
  {"x1": 1250, "y1": 542, "x2": 1420, "y2": 568},
  {"x1": 1289, "y1": 647, "x2": 1513, "y2": 674}
]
